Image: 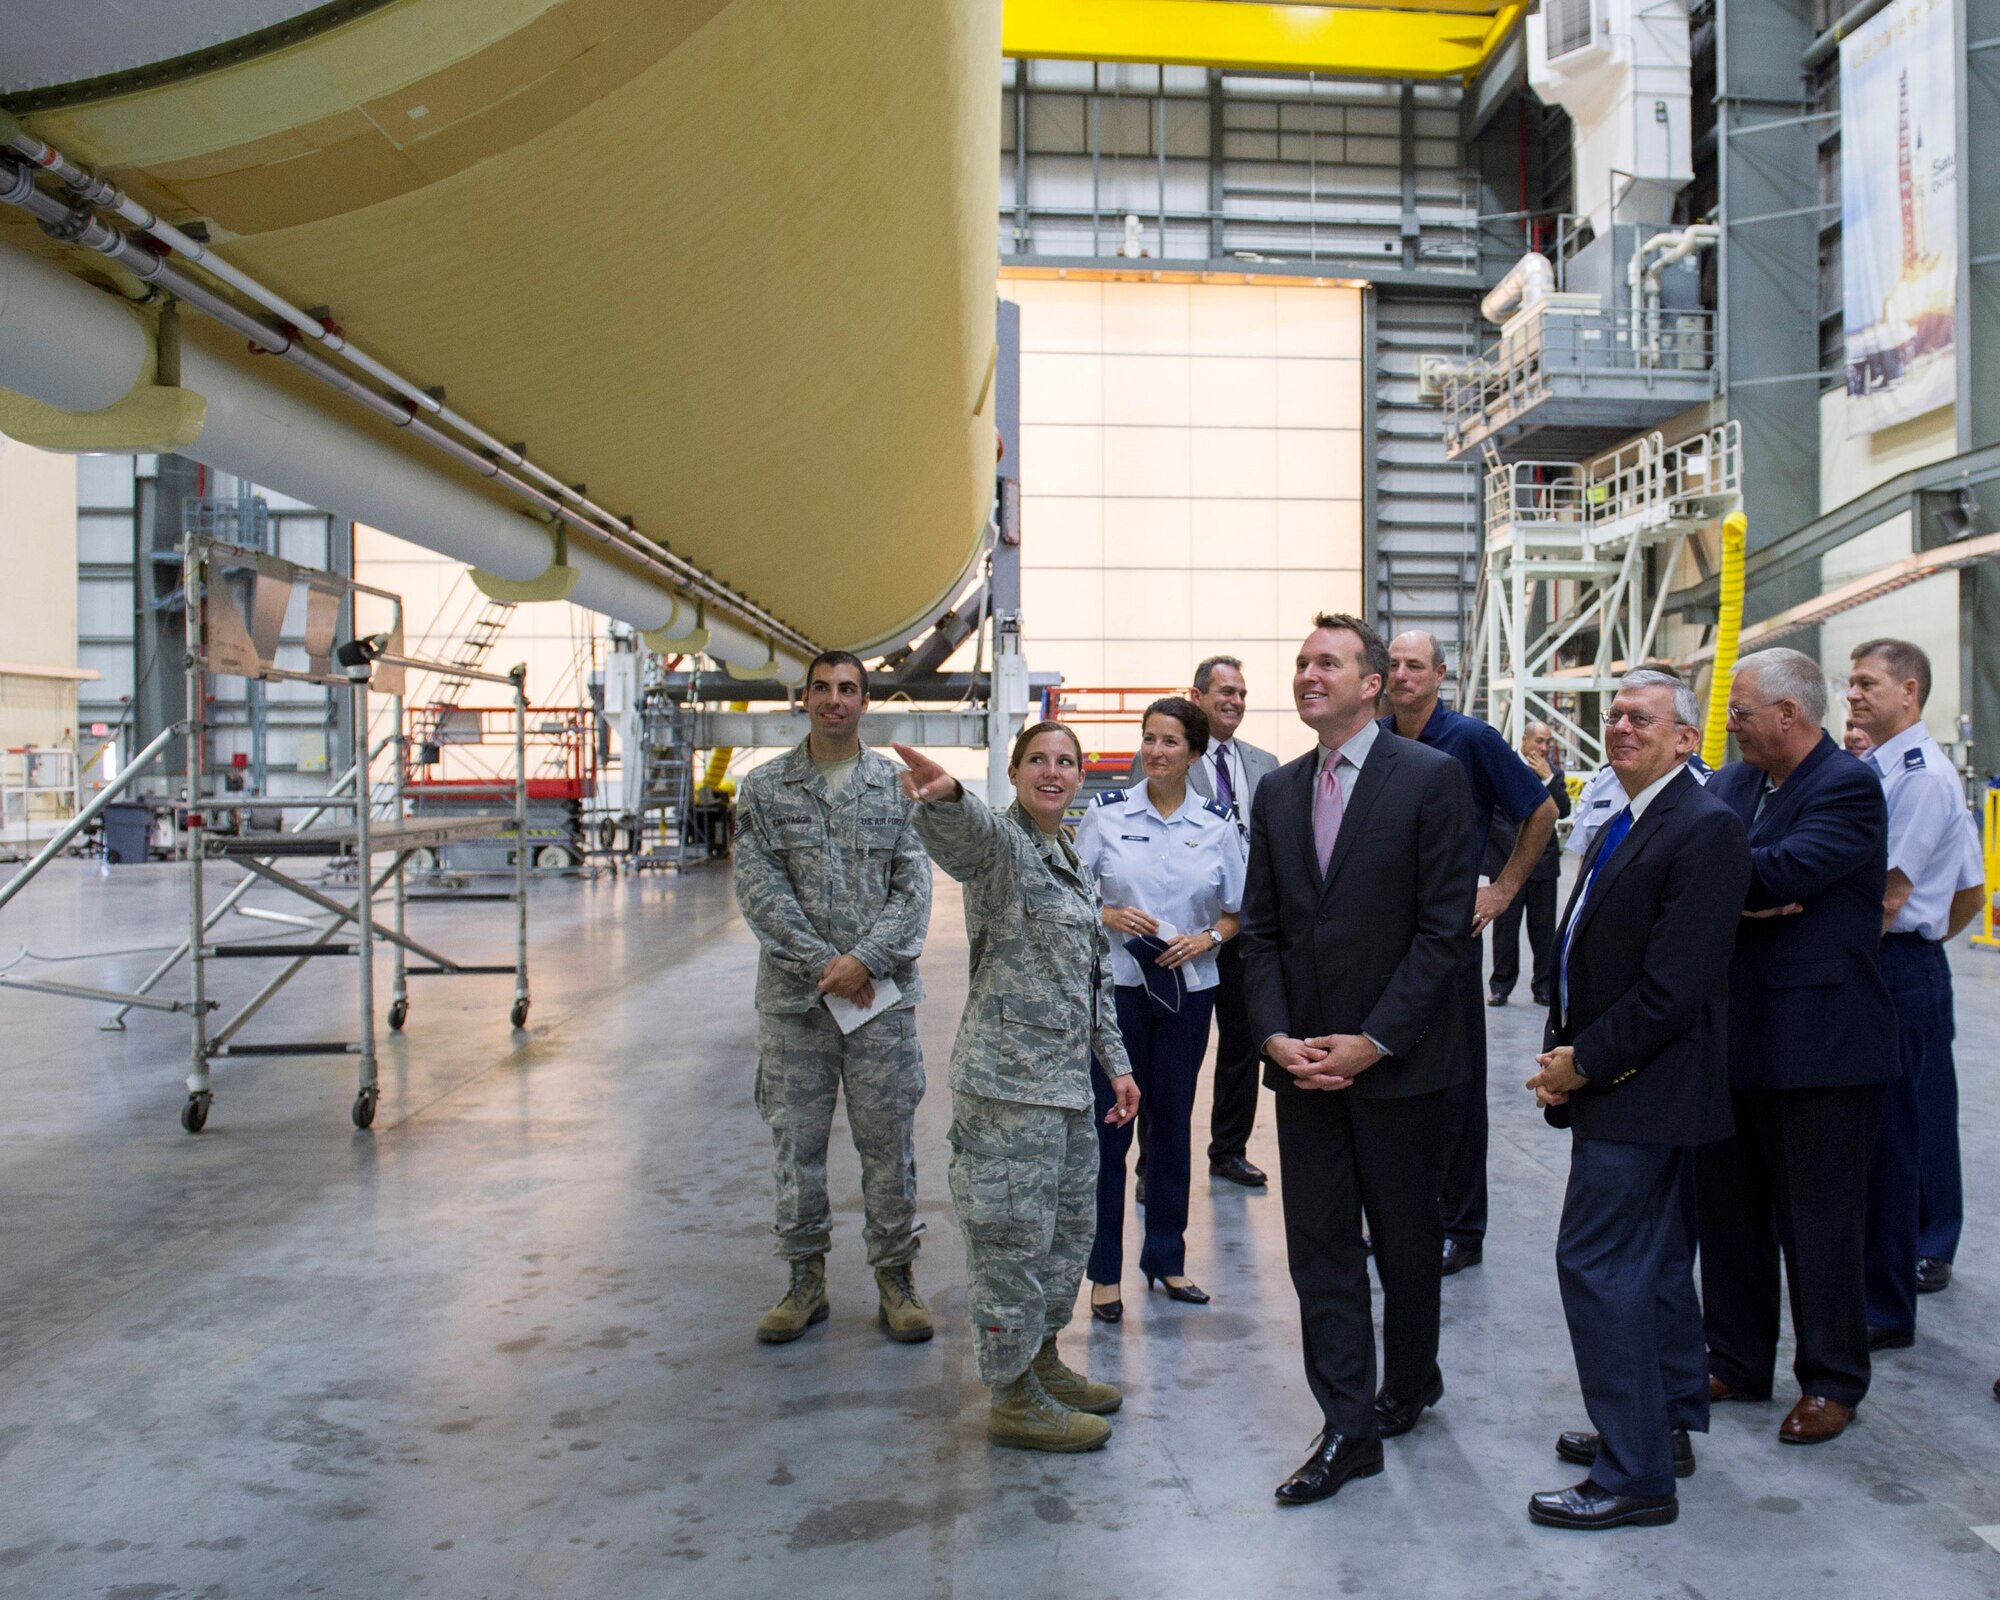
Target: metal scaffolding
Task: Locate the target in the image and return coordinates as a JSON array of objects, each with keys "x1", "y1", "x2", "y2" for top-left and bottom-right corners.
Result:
[{"x1": 1466, "y1": 421, "x2": 1742, "y2": 762}]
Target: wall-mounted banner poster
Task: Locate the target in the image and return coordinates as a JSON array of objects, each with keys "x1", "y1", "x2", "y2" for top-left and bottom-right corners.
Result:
[{"x1": 1840, "y1": 0, "x2": 1958, "y2": 435}]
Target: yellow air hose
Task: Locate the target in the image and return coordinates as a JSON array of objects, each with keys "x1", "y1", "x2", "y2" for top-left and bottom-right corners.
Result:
[
  {"x1": 1701, "y1": 511, "x2": 1748, "y2": 769},
  {"x1": 702, "y1": 702, "x2": 748, "y2": 794}
]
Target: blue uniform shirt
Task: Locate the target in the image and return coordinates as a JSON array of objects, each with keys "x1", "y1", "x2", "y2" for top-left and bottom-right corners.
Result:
[
  {"x1": 1074, "y1": 784, "x2": 1247, "y2": 992},
  {"x1": 1868, "y1": 722, "x2": 1981, "y2": 940},
  {"x1": 1381, "y1": 702, "x2": 1551, "y2": 867}
]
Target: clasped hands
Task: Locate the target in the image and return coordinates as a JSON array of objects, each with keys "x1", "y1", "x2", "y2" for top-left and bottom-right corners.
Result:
[
  {"x1": 1103, "y1": 906, "x2": 1209, "y2": 970},
  {"x1": 1525, "y1": 1045, "x2": 1586, "y2": 1108},
  {"x1": 818, "y1": 952, "x2": 875, "y2": 1009},
  {"x1": 1267, "y1": 1032, "x2": 1382, "y2": 1091}
]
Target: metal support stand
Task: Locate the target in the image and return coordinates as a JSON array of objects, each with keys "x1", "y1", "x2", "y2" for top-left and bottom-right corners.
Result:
[{"x1": 0, "y1": 536, "x2": 531, "y2": 1137}]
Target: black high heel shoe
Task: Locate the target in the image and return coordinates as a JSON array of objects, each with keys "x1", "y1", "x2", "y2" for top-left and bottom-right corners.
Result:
[
  {"x1": 1146, "y1": 1275, "x2": 1211, "y2": 1305},
  {"x1": 1090, "y1": 1289, "x2": 1124, "y2": 1323}
]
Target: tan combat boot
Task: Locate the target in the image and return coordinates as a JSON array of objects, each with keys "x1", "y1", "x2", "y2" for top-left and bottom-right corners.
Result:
[
  {"x1": 986, "y1": 1370, "x2": 1112, "y2": 1453},
  {"x1": 874, "y1": 1264, "x2": 935, "y2": 1344},
  {"x1": 755, "y1": 1256, "x2": 828, "y2": 1344},
  {"x1": 1033, "y1": 1338, "x2": 1122, "y2": 1414}
]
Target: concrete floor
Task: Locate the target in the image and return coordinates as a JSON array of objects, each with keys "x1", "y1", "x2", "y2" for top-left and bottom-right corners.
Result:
[{"x1": 1, "y1": 856, "x2": 1998, "y2": 1600}]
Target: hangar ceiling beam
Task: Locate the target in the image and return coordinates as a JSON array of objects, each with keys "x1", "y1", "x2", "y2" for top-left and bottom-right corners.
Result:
[{"x1": 1003, "y1": 0, "x2": 1527, "y2": 81}]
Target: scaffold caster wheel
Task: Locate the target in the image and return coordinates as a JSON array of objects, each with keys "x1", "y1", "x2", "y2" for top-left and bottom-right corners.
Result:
[
  {"x1": 352, "y1": 1088, "x2": 378, "y2": 1130},
  {"x1": 387, "y1": 999, "x2": 408, "y2": 1032},
  {"x1": 510, "y1": 999, "x2": 529, "y2": 1029},
  {"x1": 180, "y1": 1094, "x2": 210, "y2": 1135}
]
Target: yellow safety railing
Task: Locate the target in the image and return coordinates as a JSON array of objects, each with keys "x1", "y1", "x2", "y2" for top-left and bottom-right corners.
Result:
[
  {"x1": 1974, "y1": 787, "x2": 2000, "y2": 951},
  {"x1": 1700, "y1": 511, "x2": 1748, "y2": 770}
]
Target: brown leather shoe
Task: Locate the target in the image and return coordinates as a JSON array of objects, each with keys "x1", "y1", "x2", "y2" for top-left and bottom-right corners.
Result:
[
  {"x1": 1779, "y1": 1395, "x2": 1853, "y2": 1445},
  {"x1": 1709, "y1": 1375, "x2": 1768, "y2": 1403}
]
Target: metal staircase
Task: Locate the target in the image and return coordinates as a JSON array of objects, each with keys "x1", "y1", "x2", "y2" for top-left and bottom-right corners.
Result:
[
  {"x1": 1373, "y1": 295, "x2": 1483, "y2": 671},
  {"x1": 417, "y1": 597, "x2": 519, "y2": 752}
]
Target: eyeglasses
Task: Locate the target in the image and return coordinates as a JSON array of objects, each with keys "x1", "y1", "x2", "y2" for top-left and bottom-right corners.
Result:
[
  {"x1": 1726, "y1": 700, "x2": 1781, "y2": 722},
  {"x1": 1603, "y1": 709, "x2": 1664, "y2": 729}
]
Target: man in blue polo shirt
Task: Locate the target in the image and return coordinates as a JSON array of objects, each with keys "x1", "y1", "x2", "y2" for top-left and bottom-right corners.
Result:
[{"x1": 1383, "y1": 632, "x2": 1557, "y2": 1273}]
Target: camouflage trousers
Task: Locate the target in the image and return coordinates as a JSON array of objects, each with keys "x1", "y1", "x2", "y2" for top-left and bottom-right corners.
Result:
[
  {"x1": 948, "y1": 1090, "x2": 1097, "y2": 1389},
  {"x1": 755, "y1": 1005, "x2": 925, "y2": 1268}
]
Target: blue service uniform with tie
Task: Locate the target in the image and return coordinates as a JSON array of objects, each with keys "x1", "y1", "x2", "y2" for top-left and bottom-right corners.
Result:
[
  {"x1": 1074, "y1": 786, "x2": 1247, "y2": 1285},
  {"x1": 1861, "y1": 725, "x2": 1982, "y2": 1336}
]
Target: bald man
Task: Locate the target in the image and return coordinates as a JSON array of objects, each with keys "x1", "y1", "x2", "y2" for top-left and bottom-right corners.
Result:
[{"x1": 1383, "y1": 632, "x2": 1558, "y2": 1272}]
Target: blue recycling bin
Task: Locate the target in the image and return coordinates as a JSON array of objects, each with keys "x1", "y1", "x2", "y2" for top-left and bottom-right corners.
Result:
[{"x1": 102, "y1": 802, "x2": 151, "y2": 864}]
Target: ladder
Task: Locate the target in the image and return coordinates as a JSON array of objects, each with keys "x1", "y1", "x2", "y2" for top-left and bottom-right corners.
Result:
[
  {"x1": 416, "y1": 597, "x2": 518, "y2": 751},
  {"x1": 633, "y1": 684, "x2": 698, "y2": 868}
]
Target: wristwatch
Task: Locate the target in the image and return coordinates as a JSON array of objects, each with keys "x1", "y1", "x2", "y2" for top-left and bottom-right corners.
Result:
[{"x1": 1204, "y1": 927, "x2": 1223, "y2": 948}]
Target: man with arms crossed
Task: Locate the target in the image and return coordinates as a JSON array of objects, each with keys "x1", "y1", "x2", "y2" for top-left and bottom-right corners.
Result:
[
  {"x1": 733, "y1": 651, "x2": 934, "y2": 1345},
  {"x1": 1240, "y1": 614, "x2": 1475, "y2": 1505},
  {"x1": 1698, "y1": 648, "x2": 1897, "y2": 1444},
  {"x1": 1382, "y1": 632, "x2": 1557, "y2": 1274},
  {"x1": 1525, "y1": 670, "x2": 1750, "y2": 1529}
]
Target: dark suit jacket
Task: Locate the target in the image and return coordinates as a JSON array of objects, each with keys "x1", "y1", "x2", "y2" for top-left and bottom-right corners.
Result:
[
  {"x1": 1484, "y1": 763, "x2": 1571, "y2": 882},
  {"x1": 1240, "y1": 730, "x2": 1476, "y2": 1099},
  {"x1": 1543, "y1": 767, "x2": 1751, "y2": 1145},
  {"x1": 1707, "y1": 735, "x2": 1898, "y2": 1091}
]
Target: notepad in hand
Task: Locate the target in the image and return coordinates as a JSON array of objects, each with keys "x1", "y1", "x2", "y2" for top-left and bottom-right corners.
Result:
[{"x1": 823, "y1": 977, "x2": 901, "y2": 1034}]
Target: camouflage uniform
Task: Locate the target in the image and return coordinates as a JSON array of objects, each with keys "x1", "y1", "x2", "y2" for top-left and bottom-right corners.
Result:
[
  {"x1": 735, "y1": 741, "x2": 931, "y2": 1268},
  {"x1": 912, "y1": 787, "x2": 1132, "y2": 1387}
]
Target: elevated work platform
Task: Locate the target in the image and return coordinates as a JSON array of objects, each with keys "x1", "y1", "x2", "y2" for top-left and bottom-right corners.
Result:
[
  {"x1": 1442, "y1": 303, "x2": 1718, "y2": 463},
  {"x1": 1467, "y1": 422, "x2": 1741, "y2": 762}
]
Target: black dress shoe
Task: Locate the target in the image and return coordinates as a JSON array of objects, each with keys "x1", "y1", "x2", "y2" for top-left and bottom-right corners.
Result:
[
  {"x1": 1147, "y1": 1275, "x2": 1211, "y2": 1304},
  {"x1": 1374, "y1": 1368, "x2": 1444, "y2": 1438},
  {"x1": 1916, "y1": 1257, "x2": 1952, "y2": 1294},
  {"x1": 1210, "y1": 1154, "x2": 1268, "y2": 1187},
  {"x1": 1528, "y1": 1478, "x2": 1677, "y2": 1529},
  {"x1": 1487, "y1": 991, "x2": 1509, "y2": 1007},
  {"x1": 1555, "y1": 1427, "x2": 1695, "y2": 1478},
  {"x1": 1090, "y1": 1293, "x2": 1123, "y2": 1324},
  {"x1": 1531, "y1": 989, "x2": 1551, "y2": 1008},
  {"x1": 1274, "y1": 1431, "x2": 1384, "y2": 1505},
  {"x1": 1868, "y1": 1324, "x2": 1915, "y2": 1351},
  {"x1": 1440, "y1": 1239, "x2": 1483, "y2": 1276}
]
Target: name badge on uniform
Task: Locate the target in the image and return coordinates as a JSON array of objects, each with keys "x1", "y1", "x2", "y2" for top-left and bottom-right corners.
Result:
[{"x1": 1120, "y1": 834, "x2": 1150, "y2": 842}]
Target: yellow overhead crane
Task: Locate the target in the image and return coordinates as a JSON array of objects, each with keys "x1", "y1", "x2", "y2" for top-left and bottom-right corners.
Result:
[{"x1": 1003, "y1": 0, "x2": 1530, "y2": 81}]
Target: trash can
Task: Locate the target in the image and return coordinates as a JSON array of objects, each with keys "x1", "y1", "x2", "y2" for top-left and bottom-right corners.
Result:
[{"x1": 103, "y1": 802, "x2": 152, "y2": 864}]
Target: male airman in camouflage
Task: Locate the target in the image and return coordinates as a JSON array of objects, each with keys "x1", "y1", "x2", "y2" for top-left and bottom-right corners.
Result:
[{"x1": 734, "y1": 651, "x2": 933, "y2": 1345}]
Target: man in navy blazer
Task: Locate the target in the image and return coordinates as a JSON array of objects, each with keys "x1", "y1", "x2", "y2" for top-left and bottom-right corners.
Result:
[
  {"x1": 1523, "y1": 670, "x2": 1751, "y2": 1530},
  {"x1": 1696, "y1": 648, "x2": 1898, "y2": 1446}
]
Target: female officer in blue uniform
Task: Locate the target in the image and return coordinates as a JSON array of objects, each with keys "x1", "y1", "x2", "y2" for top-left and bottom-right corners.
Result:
[{"x1": 1076, "y1": 697, "x2": 1247, "y2": 1318}]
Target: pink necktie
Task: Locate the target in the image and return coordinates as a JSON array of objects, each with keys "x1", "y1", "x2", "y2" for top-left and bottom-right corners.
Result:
[{"x1": 1314, "y1": 755, "x2": 1345, "y2": 874}]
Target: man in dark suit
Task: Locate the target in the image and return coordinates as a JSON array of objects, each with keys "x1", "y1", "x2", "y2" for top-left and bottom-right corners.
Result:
[
  {"x1": 1487, "y1": 719, "x2": 1570, "y2": 1007},
  {"x1": 1239, "y1": 612, "x2": 1476, "y2": 1505},
  {"x1": 1523, "y1": 670, "x2": 1751, "y2": 1530},
  {"x1": 1698, "y1": 648, "x2": 1898, "y2": 1446}
]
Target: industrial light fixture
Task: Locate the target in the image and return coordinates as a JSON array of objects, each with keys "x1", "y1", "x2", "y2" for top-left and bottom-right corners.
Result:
[{"x1": 1937, "y1": 484, "x2": 1983, "y2": 544}]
